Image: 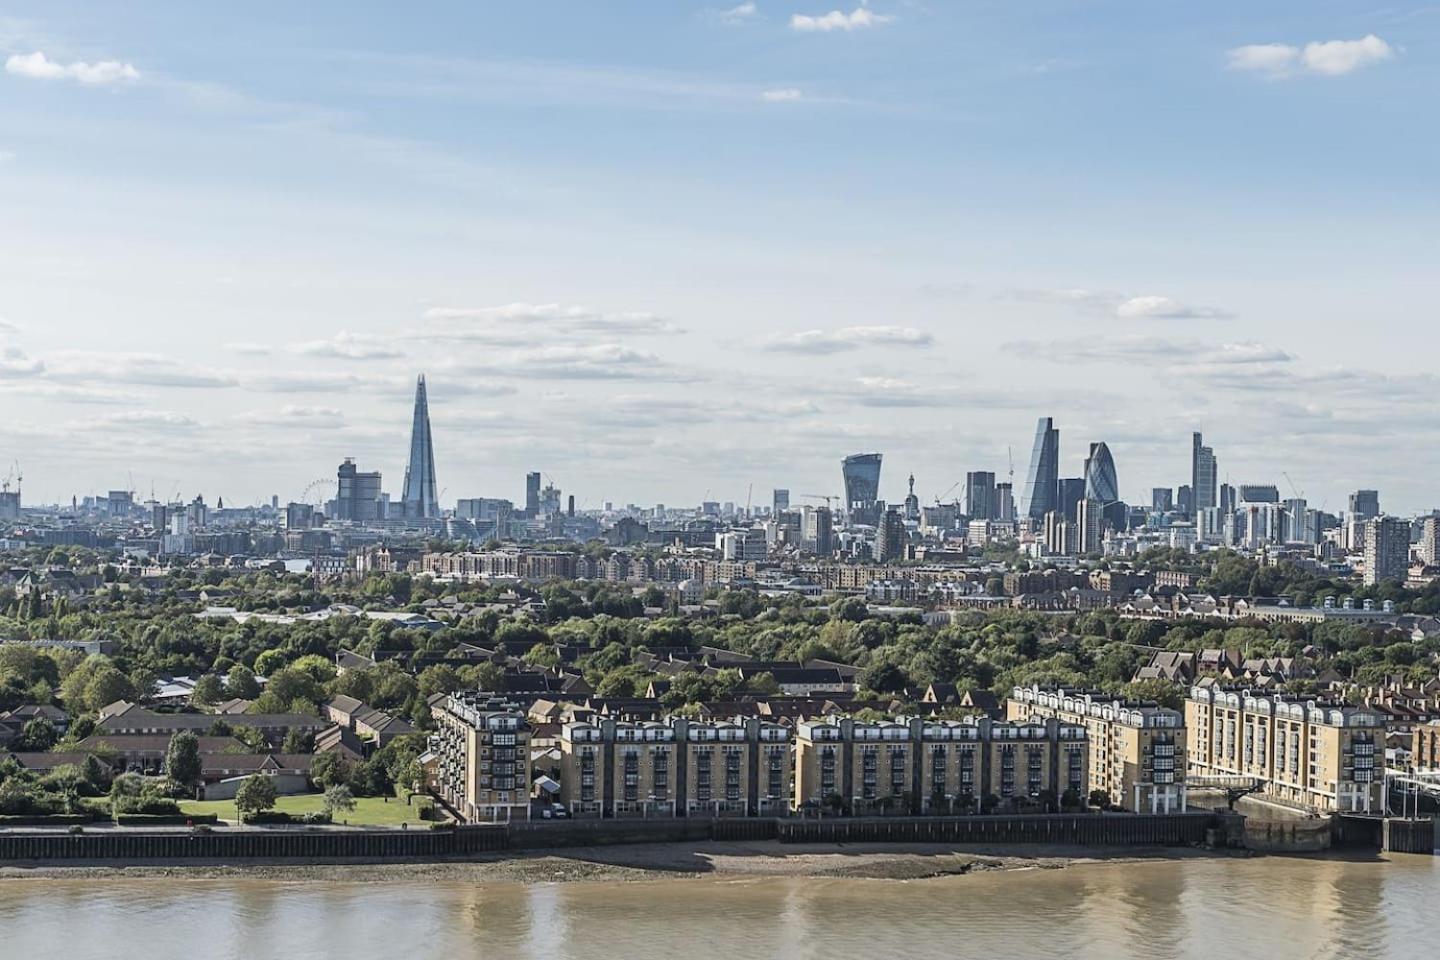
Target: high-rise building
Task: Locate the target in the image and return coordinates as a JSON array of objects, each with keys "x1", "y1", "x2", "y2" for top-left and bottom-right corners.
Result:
[
  {"x1": 1364, "y1": 516, "x2": 1410, "y2": 586},
  {"x1": 1421, "y1": 517, "x2": 1440, "y2": 567},
  {"x1": 335, "y1": 458, "x2": 384, "y2": 522},
  {"x1": 1239, "y1": 484, "x2": 1280, "y2": 504},
  {"x1": 772, "y1": 488, "x2": 790, "y2": 514},
  {"x1": 902, "y1": 474, "x2": 920, "y2": 522},
  {"x1": 401, "y1": 374, "x2": 440, "y2": 519},
  {"x1": 1191, "y1": 432, "x2": 1218, "y2": 512},
  {"x1": 965, "y1": 471, "x2": 995, "y2": 520},
  {"x1": 1083, "y1": 442, "x2": 1118, "y2": 504},
  {"x1": 1151, "y1": 488, "x2": 1173, "y2": 514},
  {"x1": 1349, "y1": 490, "x2": 1381, "y2": 522},
  {"x1": 1282, "y1": 498, "x2": 1310, "y2": 544},
  {"x1": 1022, "y1": 417, "x2": 1059, "y2": 522},
  {"x1": 841, "y1": 453, "x2": 883, "y2": 527},
  {"x1": 1057, "y1": 477, "x2": 1085, "y2": 523},
  {"x1": 1076, "y1": 498, "x2": 1103, "y2": 555},
  {"x1": 875, "y1": 506, "x2": 907, "y2": 562},
  {"x1": 993, "y1": 482, "x2": 1015, "y2": 521},
  {"x1": 1176, "y1": 484, "x2": 1194, "y2": 518},
  {"x1": 1042, "y1": 510, "x2": 1072, "y2": 555},
  {"x1": 804, "y1": 505, "x2": 834, "y2": 555},
  {"x1": 525, "y1": 472, "x2": 542, "y2": 518},
  {"x1": 1218, "y1": 483, "x2": 1236, "y2": 515}
]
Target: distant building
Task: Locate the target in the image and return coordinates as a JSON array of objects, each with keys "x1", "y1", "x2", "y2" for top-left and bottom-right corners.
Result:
[
  {"x1": 1151, "y1": 488, "x2": 1173, "y2": 514},
  {"x1": 993, "y1": 482, "x2": 1016, "y2": 522},
  {"x1": 841, "y1": 453, "x2": 883, "y2": 526},
  {"x1": 1421, "y1": 517, "x2": 1440, "y2": 567},
  {"x1": 1076, "y1": 498, "x2": 1103, "y2": 555},
  {"x1": 1364, "y1": 516, "x2": 1410, "y2": 585},
  {"x1": 772, "y1": 488, "x2": 790, "y2": 514},
  {"x1": 1022, "y1": 417, "x2": 1059, "y2": 521},
  {"x1": 1349, "y1": 489, "x2": 1381, "y2": 522},
  {"x1": 401, "y1": 374, "x2": 440, "y2": 519},
  {"x1": 1191, "y1": 433, "x2": 1218, "y2": 512},
  {"x1": 334, "y1": 458, "x2": 384, "y2": 522},
  {"x1": 1083, "y1": 442, "x2": 1118, "y2": 504},
  {"x1": 1056, "y1": 477, "x2": 1085, "y2": 523},
  {"x1": 965, "y1": 471, "x2": 996, "y2": 520},
  {"x1": 525, "y1": 472, "x2": 541, "y2": 518}
]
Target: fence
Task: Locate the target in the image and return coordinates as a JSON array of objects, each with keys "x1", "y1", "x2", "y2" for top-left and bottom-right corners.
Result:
[{"x1": 778, "y1": 813, "x2": 1214, "y2": 846}]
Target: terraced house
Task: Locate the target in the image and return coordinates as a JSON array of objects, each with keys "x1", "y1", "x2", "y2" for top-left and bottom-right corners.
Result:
[{"x1": 1186, "y1": 687, "x2": 1384, "y2": 814}]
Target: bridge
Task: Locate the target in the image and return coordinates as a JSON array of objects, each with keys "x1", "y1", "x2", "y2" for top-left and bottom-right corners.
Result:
[{"x1": 1187, "y1": 775, "x2": 1266, "y2": 810}]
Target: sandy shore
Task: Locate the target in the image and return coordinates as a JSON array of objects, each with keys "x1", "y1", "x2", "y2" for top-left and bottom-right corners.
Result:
[{"x1": 0, "y1": 840, "x2": 1240, "y2": 884}]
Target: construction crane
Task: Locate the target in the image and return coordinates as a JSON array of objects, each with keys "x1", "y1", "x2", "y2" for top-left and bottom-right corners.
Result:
[
  {"x1": 1283, "y1": 471, "x2": 1305, "y2": 500},
  {"x1": 745, "y1": 483, "x2": 753, "y2": 515},
  {"x1": 933, "y1": 480, "x2": 961, "y2": 506},
  {"x1": 1, "y1": 460, "x2": 18, "y2": 494},
  {"x1": 1007, "y1": 445, "x2": 1015, "y2": 483},
  {"x1": 800, "y1": 494, "x2": 839, "y2": 509}
]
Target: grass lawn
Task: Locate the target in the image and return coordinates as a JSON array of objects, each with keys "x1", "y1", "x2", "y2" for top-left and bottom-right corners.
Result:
[{"x1": 179, "y1": 793, "x2": 432, "y2": 827}]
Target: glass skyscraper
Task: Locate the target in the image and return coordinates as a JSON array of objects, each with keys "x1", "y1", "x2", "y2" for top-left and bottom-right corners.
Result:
[
  {"x1": 402, "y1": 374, "x2": 440, "y2": 519},
  {"x1": 841, "y1": 453, "x2": 883, "y2": 526},
  {"x1": 1022, "y1": 417, "x2": 1059, "y2": 521},
  {"x1": 1083, "y1": 442, "x2": 1118, "y2": 504}
]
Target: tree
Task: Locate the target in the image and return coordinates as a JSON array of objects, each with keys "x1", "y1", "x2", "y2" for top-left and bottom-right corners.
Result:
[
  {"x1": 226, "y1": 665, "x2": 261, "y2": 700},
  {"x1": 165, "y1": 732, "x2": 202, "y2": 786},
  {"x1": 234, "y1": 775, "x2": 278, "y2": 818},
  {"x1": 191, "y1": 674, "x2": 225, "y2": 706},
  {"x1": 16, "y1": 717, "x2": 58, "y2": 751},
  {"x1": 310, "y1": 751, "x2": 353, "y2": 790},
  {"x1": 322, "y1": 784, "x2": 356, "y2": 819}
]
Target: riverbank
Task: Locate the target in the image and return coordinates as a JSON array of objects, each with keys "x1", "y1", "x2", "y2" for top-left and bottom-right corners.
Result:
[{"x1": 0, "y1": 839, "x2": 1242, "y2": 883}]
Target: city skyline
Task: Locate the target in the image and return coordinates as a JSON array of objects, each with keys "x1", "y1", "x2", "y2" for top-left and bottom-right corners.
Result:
[{"x1": 2, "y1": 3, "x2": 1439, "y2": 510}]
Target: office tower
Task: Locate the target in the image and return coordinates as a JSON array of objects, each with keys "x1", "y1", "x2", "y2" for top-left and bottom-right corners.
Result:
[
  {"x1": 1151, "y1": 488, "x2": 1173, "y2": 514},
  {"x1": 1364, "y1": 516, "x2": 1410, "y2": 586},
  {"x1": 525, "y1": 472, "x2": 541, "y2": 518},
  {"x1": 772, "y1": 489, "x2": 790, "y2": 514},
  {"x1": 965, "y1": 471, "x2": 996, "y2": 520},
  {"x1": 1076, "y1": 498, "x2": 1103, "y2": 555},
  {"x1": 1057, "y1": 477, "x2": 1085, "y2": 523},
  {"x1": 1083, "y1": 442, "x2": 1118, "y2": 504},
  {"x1": 804, "y1": 505, "x2": 834, "y2": 555},
  {"x1": 841, "y1": 453, "x2": 883, "y2": 527},
  {"x1": 876, "y1": 506, "x2": 907, "y2": 562},
  {"x1": 994, "y1": 482, "x2": 1015, "y2": 521},
  {"x1": 1176, "y1": 485, "x2": 1194, "y2": 518},
  {"x1": 335, "y1": 458, "x2": 383, "y2": 522},
  {"x1": 1282, "y1": 498, "x2": 1309, "y2": 544},
  {"x1": 1349, "y1": 490, "x2": 1380, "y2": 522},
  {"x1": 1022, "y1": 417, "x2": 1060, "y2": 521},
  {"x1": 567, "y1": 495, "x2": 575, "y2": 518},
  {"x1": 401, "y1": 374, "x2": 440, "y2": 519},
  {"x1": 1218, "y1": 483, "x2": 1236, "y2": 515},
  {"x1": 1191, "y1": 433, "x2": 1218, "y2": 512},
  {"x1": 1042, "y1": 510, "x2": 1073, "y2": 555},
  {"x1": 285, "y1": 502, "x2": 314, "y2": 530},
  {"x1": 1421, "y1": 517, "x2": 1440, "y2": 567}
]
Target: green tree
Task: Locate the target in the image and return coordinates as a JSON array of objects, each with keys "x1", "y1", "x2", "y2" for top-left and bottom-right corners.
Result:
[
  {"x1": 310, "y1": 751, "x2": 353, "y2": 790},
  {"x1": 191, "y1": 674, "x2": 225, "y2": 705},
  {"x1": 322, "y1": 784, "x2": 356, "y2": 819},
  {"x1": 164, "y1": 732, "x2": 202, "y2": 786},
  {"x1": 226, "y1": 665, "x2": 261, "y2": 700},
  {"x1": 234, "y1": 775, "x2": 278, "y2": 818}
]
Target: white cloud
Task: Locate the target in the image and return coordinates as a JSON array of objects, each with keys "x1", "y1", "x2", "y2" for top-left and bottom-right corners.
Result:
[
  {"x1": 238, "y1": 405, "x2": 346, "y2": 429},
  {"x1": 1302, "y1": 35, "x2": 1395, "y2": 76},
  {"x1": 80, "y1": 410, "x2": 200, "y2": 430},
  {"x1": 420, "y1": 303, "x2": 682, "y2": 343},
  {"x1": 1227, "y1": 35, "x2": 1394, "y2": 77},
  {"x1": 0, "y1": 345, "x2": 43, "y2": 378},
  {"x1": 761, "y1": 88, "x2": 803, "y2": 102},
  {"x1": 716, "y1": 2, "x2": 758, "y2": 23},
  {"x1": 289, "y1": 332, "x2": 404, "y2": 360},
  {"x1": 1004, "y1": 336, "x2": 1291, "y2": 366},
  {"x1": 792, "y1": 7, "x2": 892, "y2": 32},
  {"x1": 5, "y1": 50, "x2": 140, "y2": 85},
  {"x1": 1115, "y1": 295, "x2": 1232, "y2": 321},
  {"x1": 455, "y1": 343, "x2": 677, "y2": 381},
  {"x1": 223, "y1": 341, "x2": 273, "y2": 356},
  {"x1": 47, "y1": 352, "x2": 237, "y2": 388},
  {"x1": 1227, "y1": 43, "x2": 1300, "y2": 76},
  {"x1": 764, "y1": 325, "x2": 934, "y2": 354}
]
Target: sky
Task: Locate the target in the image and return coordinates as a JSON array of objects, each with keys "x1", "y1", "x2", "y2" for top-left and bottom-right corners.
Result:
[{"x1": 1, "y1": 1, "x2": 1438, "y2": 515}]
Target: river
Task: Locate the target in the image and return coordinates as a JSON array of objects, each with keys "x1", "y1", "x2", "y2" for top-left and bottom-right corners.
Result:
[{"x1": 1, "y1": 855, "x2": 1436, "y2": 960}]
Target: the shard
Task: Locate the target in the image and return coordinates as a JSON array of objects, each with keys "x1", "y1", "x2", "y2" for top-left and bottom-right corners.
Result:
[{"x1": 401, "y1": 374, "x2": 440, "y2": 519}]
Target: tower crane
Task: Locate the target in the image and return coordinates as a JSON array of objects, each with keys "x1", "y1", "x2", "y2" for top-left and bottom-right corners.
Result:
[
  {"x1": 800, "y1": 494, "x2": 839, "y2": 509},
  {"x1": 933, "y1": 481, "x2": 961, "y2": 506}
]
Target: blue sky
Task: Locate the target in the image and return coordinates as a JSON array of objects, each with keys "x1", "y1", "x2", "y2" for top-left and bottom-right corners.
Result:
[{"x1": 1, "y1": 2, "x2": 1437, "y2": 513}]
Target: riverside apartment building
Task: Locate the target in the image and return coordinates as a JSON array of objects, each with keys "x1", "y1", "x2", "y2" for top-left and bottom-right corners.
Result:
[
  {"x1": 1007, "y1": 685, "x2": 1187, "y2": 813},
  {"x1": 792, "y1": 716, "x2": 1088, "y2": 815},
  {"x1": 429, "y1": 693, "x2": 532, "y2": 822},
  {"x1": 1185, "y1": 686, "x2": 1384, "y2": 813},
  {"x1": 557, "y1": 717, "x2": 794, "y2": 817}
]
